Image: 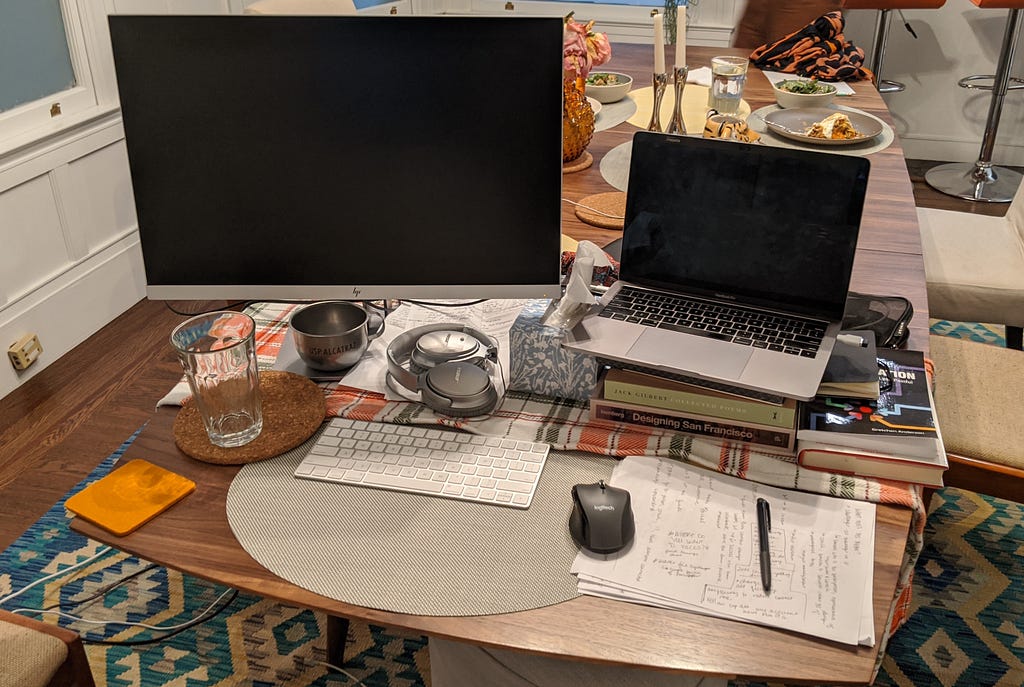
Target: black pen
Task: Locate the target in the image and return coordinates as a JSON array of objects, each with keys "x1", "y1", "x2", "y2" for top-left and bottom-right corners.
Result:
[{"x1": 756, "y1": 497, "x2": 772, "y2": 594}]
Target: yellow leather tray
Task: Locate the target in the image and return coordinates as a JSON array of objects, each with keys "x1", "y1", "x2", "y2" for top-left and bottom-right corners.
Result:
[{"x1": 65, "y1": 459, "x2": 196, "y2": 536}]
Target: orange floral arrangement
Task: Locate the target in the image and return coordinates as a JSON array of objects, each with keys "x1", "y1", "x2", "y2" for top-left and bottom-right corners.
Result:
[{"x1": 563, "y1": 12, "x2": 612, "y2": 88}]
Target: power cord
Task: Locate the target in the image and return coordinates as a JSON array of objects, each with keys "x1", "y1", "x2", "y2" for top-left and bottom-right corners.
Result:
[
  {"x1": 304, "y1": 658, "x2": 369, "y2": 686},
  {"x1": 0, "y1": 545, "x2": 113, "y2": 607},
  {"x1": 79, "y1": 589, "x2": 240, "y2": 646},
  {"x1": 42, "y1": 562, "x2": 159, "y2": 612},
  {"x1": 11, "y1": 587, "x2": 238, "y2": 637}
]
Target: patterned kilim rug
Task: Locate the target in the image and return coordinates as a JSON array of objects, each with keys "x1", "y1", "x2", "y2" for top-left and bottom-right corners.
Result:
[{"x1": 0, "y1": 321, "x2": 1018, "y2": 687}]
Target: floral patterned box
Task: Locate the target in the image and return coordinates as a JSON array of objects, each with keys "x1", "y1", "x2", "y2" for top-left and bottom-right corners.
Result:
[{"x1": 508, "y1": 299, "x2": 599, "y2": 402}]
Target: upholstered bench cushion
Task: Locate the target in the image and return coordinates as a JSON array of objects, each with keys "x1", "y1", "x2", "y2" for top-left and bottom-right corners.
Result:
[
  {"x1": 917, "y1": 207, "x2": 1024, "y2": 328},
  {"x1": 0, "y1": 620, "x2": 68, "y2": 687},
  {"x1": 930, "y1": 335, "x2": 1024, "y2": 471}
]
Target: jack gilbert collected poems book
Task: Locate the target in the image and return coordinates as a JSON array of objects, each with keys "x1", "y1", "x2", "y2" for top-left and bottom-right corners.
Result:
[
  {"x1": 591, "y1": 376, "x2": 796, "y2": 451},
  {"x1": 601, "y1": 368, "x2": 797, "y2": 429}
]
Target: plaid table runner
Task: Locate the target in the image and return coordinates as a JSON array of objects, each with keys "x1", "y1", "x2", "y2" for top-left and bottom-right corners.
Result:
[{"x1": 192, "y1": 302, "x2": 924, "y2": 669}]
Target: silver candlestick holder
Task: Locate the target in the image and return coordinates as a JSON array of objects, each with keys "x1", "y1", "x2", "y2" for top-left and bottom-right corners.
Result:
[
  {"x1": 666, "y1": 66, "x2": 689, "y2": 135},
  {"x1": 646, "y1": 72, "x2": 669, "y2": 132}
]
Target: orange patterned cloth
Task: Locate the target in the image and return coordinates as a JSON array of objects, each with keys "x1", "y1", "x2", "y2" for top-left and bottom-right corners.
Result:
[
  {"x1": 241, "y1": 301, "x2": 924, "y2": 675},
  {"x1": 750, "y1": 11, "x2": 874, "y2": 82}
]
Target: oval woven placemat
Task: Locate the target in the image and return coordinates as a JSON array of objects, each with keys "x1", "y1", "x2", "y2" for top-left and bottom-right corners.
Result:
[
  {"x1": 573, "y1": 191, "x2": 626, "y2": 230},
  {"x1": 174, "y1": 370, "x2": 325, "y2": 465}
]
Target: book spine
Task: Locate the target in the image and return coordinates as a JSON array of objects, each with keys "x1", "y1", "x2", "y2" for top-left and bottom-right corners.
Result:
[
  {"x1": 603, "y1": 379, "x2": 795, "y2": 428},
  {"x1": 591, "y1": 401, "x2": 795, "y2": 450}
]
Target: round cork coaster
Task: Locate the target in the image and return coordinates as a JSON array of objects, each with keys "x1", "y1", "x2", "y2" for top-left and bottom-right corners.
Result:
[
  {"x1": 562, "y1": 151, "x2": 593, "y2": 174},
  {"x1": 174, "y1": 370, "x2": 326, "y2": 465},
  {"x1": 573, "y1": 191, "x2": 626, "y2": 230}
]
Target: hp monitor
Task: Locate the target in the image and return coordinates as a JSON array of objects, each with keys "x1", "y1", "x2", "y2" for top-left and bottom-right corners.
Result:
[{"x1": 109, "y1": 15, "x2": 564, "y2": 300}]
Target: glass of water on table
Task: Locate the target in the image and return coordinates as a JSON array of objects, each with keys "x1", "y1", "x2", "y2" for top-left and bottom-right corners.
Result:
[{"x1": 708, "y1": 56, "x2": 749, "y2": 115}]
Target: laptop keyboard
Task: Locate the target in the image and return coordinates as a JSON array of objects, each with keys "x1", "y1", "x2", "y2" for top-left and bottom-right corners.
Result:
[
  {"x1": 294, "y1": 418, "x2": 550, "y2": 509},
  {"x1": 600, "y1": 286, "x2": 827, "y2": 357}
]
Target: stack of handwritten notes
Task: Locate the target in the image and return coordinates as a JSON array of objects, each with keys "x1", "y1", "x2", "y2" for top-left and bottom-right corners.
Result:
[{"x1": 571, "y1": 456, "x2": 877, "y2": 646}]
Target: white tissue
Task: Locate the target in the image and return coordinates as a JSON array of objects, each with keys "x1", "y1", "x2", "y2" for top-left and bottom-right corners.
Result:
[
  {"x1": 687, "y1": 66, "x2": 713, "y2": 88},
  {"x1": 541, "y1": 240, "x2": 612, "y2": 330}
]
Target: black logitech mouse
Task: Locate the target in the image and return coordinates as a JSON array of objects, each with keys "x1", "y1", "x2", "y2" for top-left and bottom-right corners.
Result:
[{"x1": 568, "y1": 480, "x2": 635, "y2": 554}]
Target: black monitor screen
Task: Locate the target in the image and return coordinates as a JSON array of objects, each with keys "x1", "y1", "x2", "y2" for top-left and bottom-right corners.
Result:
[{"x1": 109, "y1": 15, "x2": 564, "y2": 300}]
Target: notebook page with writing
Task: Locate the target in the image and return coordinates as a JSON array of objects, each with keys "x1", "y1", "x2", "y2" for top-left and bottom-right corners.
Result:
[{"x1": 571, "y1": 455, "x2": 876, "y2": 646}]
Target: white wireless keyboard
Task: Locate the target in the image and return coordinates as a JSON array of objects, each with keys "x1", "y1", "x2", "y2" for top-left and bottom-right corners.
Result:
[{"x1": 294, "y1": 418, "x2": 550, "y2": 509}]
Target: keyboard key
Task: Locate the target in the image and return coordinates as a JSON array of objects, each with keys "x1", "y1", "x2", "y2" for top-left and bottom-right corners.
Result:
[{"x1": 294, "y1": 419, "x2": 549, "y2": 509}]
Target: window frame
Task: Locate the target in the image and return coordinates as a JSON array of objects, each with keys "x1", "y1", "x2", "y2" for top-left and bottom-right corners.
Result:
[{"x1": 0, "y1": 0, "x2": 117, "y2": 156}]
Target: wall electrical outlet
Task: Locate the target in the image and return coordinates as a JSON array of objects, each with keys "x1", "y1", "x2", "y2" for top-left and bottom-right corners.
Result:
[{"x1": 8, "y1": 333, "x2": 43, "y2": 371}]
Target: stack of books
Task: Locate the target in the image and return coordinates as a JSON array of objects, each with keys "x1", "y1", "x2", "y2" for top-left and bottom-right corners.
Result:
[
  {"x1": 588, "y1": 339, "x2": 949, "y2": 487},
  {"x1": 796, "y1": 348, "x2": 948, "y2": 488},
  {"x1": 589, "y1": 368, "x2": 798, "y2": 452}
]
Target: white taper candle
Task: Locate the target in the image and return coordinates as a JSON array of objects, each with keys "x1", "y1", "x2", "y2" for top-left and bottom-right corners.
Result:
[
  {"x1": 653, "y1": 12, "x2": 665, "y2": 74},
  {"x1": 675, "y1": 5, "x2": 687, "y2": 68}
]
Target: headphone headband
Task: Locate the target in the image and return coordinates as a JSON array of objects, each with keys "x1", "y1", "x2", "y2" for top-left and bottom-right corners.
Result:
[{"x1": 386, "y1": 323, "x2": 500, "y2": 417}]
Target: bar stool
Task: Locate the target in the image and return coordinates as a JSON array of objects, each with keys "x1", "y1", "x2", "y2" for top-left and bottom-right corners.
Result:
[
  {"x1": 841, "y1": 0, "x2": 946, "y2": 93},
  {"x1": 926, "y1": 0, "x2": 1024, "y2": 202}
]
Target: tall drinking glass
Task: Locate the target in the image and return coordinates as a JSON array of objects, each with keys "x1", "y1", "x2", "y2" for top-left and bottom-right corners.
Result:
[
  {"x1": 708, "y1": 56, "x2": 749, "y2": 115},
  {"x1": 170, "y1": 311, "x2": 263, "y2": 447}
]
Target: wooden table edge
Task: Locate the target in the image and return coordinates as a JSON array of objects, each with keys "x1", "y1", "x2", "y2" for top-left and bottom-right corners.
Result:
[{"x1": 70, "y1": 408, "x2": 912, "y2": 685}]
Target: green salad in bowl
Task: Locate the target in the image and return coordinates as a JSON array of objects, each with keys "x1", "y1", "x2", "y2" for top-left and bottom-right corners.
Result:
[
  {"x1": 584, "y1": 71, "x2": 633, "y2": 103},
  {"x1": 772, "y1": 79, "x2": 837, "y2": 109},
  {"x1": 774, "y1": 79, "x2": 836, "y2": 95}
]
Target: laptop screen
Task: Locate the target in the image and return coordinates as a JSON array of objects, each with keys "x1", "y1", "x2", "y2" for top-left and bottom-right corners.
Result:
[{"x1": 620, "y1": 133, "x2": 869, "y2": 320}]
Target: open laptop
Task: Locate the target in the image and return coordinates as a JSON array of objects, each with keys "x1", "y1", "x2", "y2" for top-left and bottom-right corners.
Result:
[{"x1": 564, "y1": 132, "x2": 870, "y2": 401}]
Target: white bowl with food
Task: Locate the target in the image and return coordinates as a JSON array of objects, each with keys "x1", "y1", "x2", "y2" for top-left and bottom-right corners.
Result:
[
  {"x1": 585, "y1": 71, "x2": 633, "y2": 104},
  {"x1": 772, "y1": 79, "x2": 837, "y2": 109}
]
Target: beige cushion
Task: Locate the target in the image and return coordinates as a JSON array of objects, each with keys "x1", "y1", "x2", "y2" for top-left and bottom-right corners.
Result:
[
  {"x1": 930, "y1": 334, "x2": 1024, "y2": 471},
  {"x1": 917, "y1": 204, "x2": 1024, "y2": 328},
  {"x1": 0, "y1": 620, "x2": 68, "y2": 687},
  {"x1": 244, "y1": 0, "x2": 357, "y2": 14}
]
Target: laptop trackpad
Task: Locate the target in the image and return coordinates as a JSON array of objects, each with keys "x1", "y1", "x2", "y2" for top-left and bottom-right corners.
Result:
[{"x1": 626, "y1": 329, "x2": 753, "y2": 378}]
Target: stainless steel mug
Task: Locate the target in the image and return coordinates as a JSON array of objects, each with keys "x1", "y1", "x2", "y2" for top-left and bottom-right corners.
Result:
[{"x1": 289, "y1": 301, "x2": 385, "y2": 372}]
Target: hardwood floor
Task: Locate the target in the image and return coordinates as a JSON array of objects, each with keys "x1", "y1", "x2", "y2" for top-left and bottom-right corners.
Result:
[
  {"x1": 0, "y1": 158, "x2": 1010, "y2": 551},
  {"x1": 0, "y1": 299, "x2": 227, "y2": 550}
]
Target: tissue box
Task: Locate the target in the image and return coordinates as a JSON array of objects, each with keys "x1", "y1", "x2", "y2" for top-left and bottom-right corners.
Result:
[{"x1": 508, "y1": 299, "x2": 599, "y2": 402}]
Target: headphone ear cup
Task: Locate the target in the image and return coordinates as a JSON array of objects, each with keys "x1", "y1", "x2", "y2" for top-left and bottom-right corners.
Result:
[{"x1": 421, "y1": 362, "x2": 498, "y2": 417}]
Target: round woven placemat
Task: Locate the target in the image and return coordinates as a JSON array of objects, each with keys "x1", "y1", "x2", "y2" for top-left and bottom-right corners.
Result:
[
  {"x1": 747, "y1": 104, "x2": 895, "y2": 156},
  {"x1": 227, "y1": 438, "x2": 614, "y2": 616},
  {"x1": 174, "y1": 370, "x2": 325, "y2": 465},
  {"x1": 573, "y1": 191, "x2": 626, "y2": 230},
  {"x1": 626, "y1": 84, "x2": 751, "y2": 133},
  {"x1": 562, "y1": 150, "x2": 593, "y2": 174}
]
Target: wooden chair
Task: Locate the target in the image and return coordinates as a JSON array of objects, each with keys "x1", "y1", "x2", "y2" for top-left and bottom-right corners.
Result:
[
  {"x1": 925, "y1": 0, "x2": 1024, "y2": 202},
  {"x1": 0, "y1": 610, "x2": 95, "y2": 687},
  {"x1": 916, "y1": 184, "x2": 1024, "y2": 351},
  {"x1": 929, "y1": 334, "x2": 1024, "y2": 503},
  {"x1": 840, "y1": 0, "x2": 946, "y2": 93}
]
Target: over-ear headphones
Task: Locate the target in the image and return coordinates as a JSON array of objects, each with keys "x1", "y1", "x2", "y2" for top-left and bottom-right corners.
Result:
[{"x1": 386, "y1": 324, "x2": 500, "y2": 417}]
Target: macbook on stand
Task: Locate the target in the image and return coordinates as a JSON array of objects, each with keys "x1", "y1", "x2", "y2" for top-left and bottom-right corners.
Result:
[{"x1": 564, "y1": 132, "x2": 870, "y2": 401}]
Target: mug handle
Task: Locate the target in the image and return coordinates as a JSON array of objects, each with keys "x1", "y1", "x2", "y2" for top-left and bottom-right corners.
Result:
[{"x1": 366, "y1": 310, "x2": 386, "y2": 340}]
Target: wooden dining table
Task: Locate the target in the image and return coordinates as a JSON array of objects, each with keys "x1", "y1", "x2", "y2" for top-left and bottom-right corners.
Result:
[
  {"x1": 565, "y1": 44, "x2": 928, "y2": 351},
  {"x1": 72, "y1": 43, "x2": 927, "y2": 686}
]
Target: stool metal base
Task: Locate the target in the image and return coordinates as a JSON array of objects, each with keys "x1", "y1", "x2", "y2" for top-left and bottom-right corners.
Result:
[
  {"x1": 925, "y1": 162, "x2": 1023, "y2": 203},
  {"x1": 878, "y1": 79, "x2": 905, "y2": 94}
]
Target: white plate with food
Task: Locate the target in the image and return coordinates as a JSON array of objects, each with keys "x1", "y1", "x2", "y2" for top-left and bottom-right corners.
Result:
[
  {"x1": 761, "y1": 108, "x2": 883, "y2": 146},
  {"x1": 587, "y1": 96, "x2": 603, "y2": 115}
]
